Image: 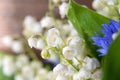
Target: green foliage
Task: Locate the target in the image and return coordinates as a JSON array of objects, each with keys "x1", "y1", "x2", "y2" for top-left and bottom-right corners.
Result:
[
  {"x1": 67, "y1": 0, "x2": 110, "y2": 57},
  {"x1": 102, "y1": 34, "x2": 120, "y2": 80},
  {"x1": 0, "y1": 68, "x2": 14, "y2": 80},
  {"x1": 0, "y1": 51, "x2": 14, "y2": 80}
]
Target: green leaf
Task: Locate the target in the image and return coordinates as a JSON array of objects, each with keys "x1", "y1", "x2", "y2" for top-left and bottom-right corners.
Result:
[
  {"x1": 67, "y1": 0, "x2": 110, "y2": 57},
  {"x1": 102, "y1": 34, "x2": 120, "y2": 80}
]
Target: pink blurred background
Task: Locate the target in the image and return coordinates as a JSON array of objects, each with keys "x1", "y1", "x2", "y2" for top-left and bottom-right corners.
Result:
[{"x1": 0, "y1": 0, "x2": 93, "y2": 51}]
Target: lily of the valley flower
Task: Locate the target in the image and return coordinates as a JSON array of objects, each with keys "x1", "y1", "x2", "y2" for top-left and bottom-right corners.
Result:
[{"x1": 59, "y1": 2, "x2": 68, "y2": 18}]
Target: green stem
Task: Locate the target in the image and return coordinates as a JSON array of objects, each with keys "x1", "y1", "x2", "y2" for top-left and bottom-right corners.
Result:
[{"x1": 65, "y1": 59, "x2": 79, "y2": 71}]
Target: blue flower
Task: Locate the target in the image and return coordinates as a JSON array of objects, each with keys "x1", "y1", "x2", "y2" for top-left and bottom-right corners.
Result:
[{"x1": 92, "y1": 20, "x2": 120, "y2": 56}]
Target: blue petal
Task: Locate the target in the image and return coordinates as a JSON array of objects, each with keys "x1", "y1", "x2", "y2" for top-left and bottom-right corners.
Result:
[
  {"x1": 91, "y1": 20, "x2": 120, "y2": 56},
  {"x1": 110, "y1": 20, "x2": 120, "y2": 29},
  {"x1": 97, "y1": 48, "x2": 108, "y2": 56}
]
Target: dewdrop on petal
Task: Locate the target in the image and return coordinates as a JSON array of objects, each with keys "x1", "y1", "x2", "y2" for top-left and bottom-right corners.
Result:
[
  {"x1": 53, "y1": 64, "x2": 68, "y2": 75},
  {"x1": 59, "y1": 2, "x2": 68, "y2": 18},
  {"x1": 40, "y1": 16, "x2": 55, "y2": 28}
]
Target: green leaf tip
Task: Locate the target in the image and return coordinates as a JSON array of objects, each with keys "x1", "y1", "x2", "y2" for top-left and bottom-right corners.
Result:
[
  {"x1": 102, "y1": 34, "x2": 120, "y2": 80},
  {"x1": 67, "y1": 0, "x2": 110, "y2": 58}
]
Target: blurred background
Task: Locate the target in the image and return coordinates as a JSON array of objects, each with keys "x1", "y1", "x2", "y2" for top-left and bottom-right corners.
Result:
[
  {"x1": 0, "y1": 0, "x2": 92, "y2": 37},
  {"x1": 0, "y1": 0, "x2": 93, "y2": 51}
]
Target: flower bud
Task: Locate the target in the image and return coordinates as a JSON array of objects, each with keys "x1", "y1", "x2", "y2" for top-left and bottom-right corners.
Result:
[
  {"x1": 40, "y1": 16, "x2": 55, "y2": 28},
  {"x1": 2, "y1": 35, "x2": 13, "y2": 47},
  {"x1": 24, "y1": 16, "x2": 36, "y2": 29},
  {"x1": 41, "y1": 49, "x2": 50, "y2": 59},
  {"x1": 59, "y1": 2, "x2": 68, "y2": 18},
  {"x1": 12, "y1": 41, "x2": 23, "y2": 53}
]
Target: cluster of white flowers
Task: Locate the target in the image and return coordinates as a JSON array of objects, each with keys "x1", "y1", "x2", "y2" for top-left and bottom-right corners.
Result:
[
  {"x1": 39, "y1": 27, "x2": 102, "y2": 80},
  {"x1": 92, "y1": 0, "x2": 120, "y2": 20},
  {"x1": 25, "y1": 0, "x2": 103, "y2": 80},
  {"x1": 28, "y1": 36, "x2": 45, "y2": 50},
  {"x1": 2, "y1": 35, "x2": 24, "y2": 53},
  {"x1": 53, "y1": 57, "x2": 101, "y2": 80},
  {"x1": 0, "y1": 0, "x2": 104, "y2": 80},
  {"x1": 0, "y1": 53, "x2": 56, "y2": 80}
]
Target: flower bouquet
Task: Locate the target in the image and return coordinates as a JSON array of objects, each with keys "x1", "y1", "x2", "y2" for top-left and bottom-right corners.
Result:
[{"x1": 0, "y1": 0, "x2": 120, "y2": 80}]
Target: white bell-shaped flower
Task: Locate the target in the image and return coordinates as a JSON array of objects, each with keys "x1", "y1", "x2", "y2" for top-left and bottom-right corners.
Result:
[
  {"x1": 12, "y1": 41, "x2": 23, "y2": 53},
  {"x1": 83, "y1": 57, "x2": 100, "y2": 71},
  {"x1": 24, "y1": 16, "x2": 36, "y2": 29},
  {"x1": 53, "y1": 64, "x2": 68, "y2": 75},
  {"x1": 62, "y1": 46, "x2": 78, "y2": 60},
  {"x1": 2, "y1": 35, "x2": 13, "y2": 47},
  {"x1": 28, "y1": 37, "x2": 38, "y2": 48},
  {"x1": 77, "y1": 68, "x2": 92, "y2": 80},
  {"x1": 59, "y1": 2, "x2": 68, "y2": 18},
  {"x1": 46, "y1": 28, "x2": 64, "y2": 47},
  {"x1": 92, "y1": 0, "x2": 104, "y2": 10},
  {"x1": 40, "y1": 16, "x2": 55, "y2": 28}
]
